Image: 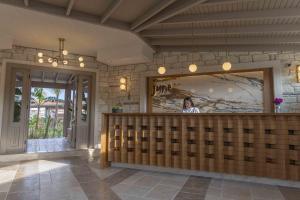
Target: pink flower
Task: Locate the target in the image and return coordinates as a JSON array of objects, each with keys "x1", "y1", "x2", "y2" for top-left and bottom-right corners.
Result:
[{"x1": 274, "y1": 98, "x2": 283, "y2": 105}]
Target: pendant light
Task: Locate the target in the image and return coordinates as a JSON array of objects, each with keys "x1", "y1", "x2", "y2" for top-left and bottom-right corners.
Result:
[
  {"x1": 157, "y1": 25, "x2": 167, "y2": 75},
  {"x1": 189, "y1": 22, "x2": 197, "y2": 73},
  {"x1": 222, "y1": 22, "x2": 231, "y2": 71},
  {"x1": 157, "y1": 53, "x2": 166, "y2": 75}
]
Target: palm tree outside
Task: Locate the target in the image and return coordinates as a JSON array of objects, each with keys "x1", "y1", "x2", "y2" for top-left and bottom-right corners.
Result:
[
  {"x1": 53, "y1": 88, "x2": 61, "y2": 135},
  {"x1": 32, "y1": 88, "x2": 45, "y2": 130}
]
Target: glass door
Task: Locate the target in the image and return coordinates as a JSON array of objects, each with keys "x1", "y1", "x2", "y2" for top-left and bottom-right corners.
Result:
[
  {"x1": 75, "y1": 75, "x2": 91, "y2": 149},
  {"x1": 0, "y1": 68, "x2": 31, "y2": 154}
]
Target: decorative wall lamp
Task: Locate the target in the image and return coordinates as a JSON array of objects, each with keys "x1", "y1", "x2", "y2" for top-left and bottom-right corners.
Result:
[
  {"x1": 120, "y1": 77, "x2": 127, "y2": 91},
  {"x1": 297, "y1": 65, "x2": 300, "y2": 83}
]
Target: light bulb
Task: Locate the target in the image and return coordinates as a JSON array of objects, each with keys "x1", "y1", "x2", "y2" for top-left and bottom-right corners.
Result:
[
  {"x1": 158, "y1": 66, "x2": 166, "y2": 75},
  {"x1": 52, "y1": 61, "x2": 58, "y2": 67},
  {"x1": 78, "y1": 56, "x2": 84, "y2": 62},
  {"x1": 80, "y1": 62, "x2": 85, "y2": 68},
  {"x1": 189, "y1": 63, "x2": 197, "y2": 72},
  {"x1": 38, "y1": 52, "x2": 43, "y2": 57},
  {"x1": 120, "y1": 77, "x2": 126, "y2": 84},
  {"x1": 48, "y1": 58, "x2": 53, "y2": 63},
  {"x1": 222, "y1": 61, "x2": 232, "y2": 71},
  {"x1": 120, "y1": 84, "x2": 126, "y2": 90},
  {"x1": 38, "y1": 58, "x2": 44, "y2": 63},
  {"x1": 63, "y1": 60, "x2": 68, "y2": 65},
  {"x1": 62, "y1": 50, "x2": 68, "y2": 56}
]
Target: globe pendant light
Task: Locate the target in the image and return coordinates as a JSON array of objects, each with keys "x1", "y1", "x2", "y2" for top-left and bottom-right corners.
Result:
[
  {"x1": 189, "y1": 22, "x2": 197, "y2": 73},
  {"x1": 222, "y1": 22, "x2": 231, "y2": 71},
  {"x1": 156, "y1": 52, "x2": 166, "y2": 75},
  {"x1": 189, "y1": 63, "x2": 197, "y2": 72},
  {"x1": 222, "y1": 61, "x2": 231, "y2": 71},
  {"x1": 158, "y1": 66, "x2": 166, "y2": 74}
]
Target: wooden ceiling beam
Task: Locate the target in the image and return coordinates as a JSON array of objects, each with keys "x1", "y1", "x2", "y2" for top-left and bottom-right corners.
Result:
[
  {"x1": 151, "y1": 36, "x2": 300, "y2": 46},
  {"x1": 130, "y1": 0, "x2": 177, "y2": 30},
  {"x1": 162, "y1": 7, "x2": 300, "y2": 24},
  {"x1": 55, "y1": 72, "x2": 59, "y2": 83},
  {"x1": 133, "y1": 0, "x2": 208, "y2": 32},
  {"x1": 24, "y1": 0, "x2": 29, "y2": 7},
  {"x1": 142, "y1": 24, "x2": 300, "y2": 37},
  {"x1": 100, "y1": 0, "x2": 123, "y2": 24},
  {"x1": 66, "y1": 0, "x2": 76, "y2": 16},
  {"x1": 67, "y1": 74, "x2": 74, "y2": 82},
  {"x1": 157, "y1": 44, "x2": 300, "y2": 52},
  {"x1": 42, "y1": 72, "x2": 45, "y2": 82},
  {"x1": 0, "y1": 0, "x2": 130, "y2": 31}
]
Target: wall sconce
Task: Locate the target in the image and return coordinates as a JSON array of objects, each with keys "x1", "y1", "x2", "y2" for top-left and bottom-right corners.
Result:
[
  {"x1": 297, "y1": 65, "x2": 300, "y2": 83},
  {"x1": 120, "y1": 77, "x2": 127, "y2": 91}
]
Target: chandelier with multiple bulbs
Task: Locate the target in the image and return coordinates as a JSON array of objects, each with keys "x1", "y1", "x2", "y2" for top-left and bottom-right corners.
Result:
[{"x1": 37, "y1": 38, "x2": 85, "y2": 68}]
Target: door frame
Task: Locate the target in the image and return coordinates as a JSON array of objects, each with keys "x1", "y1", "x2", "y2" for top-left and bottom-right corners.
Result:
[
  {"x1": 0, "y1": 59, "x2": 100, "y2": 150},
  {"x1": 1, "y1": 67, "x2": 31, "y2": 153}
]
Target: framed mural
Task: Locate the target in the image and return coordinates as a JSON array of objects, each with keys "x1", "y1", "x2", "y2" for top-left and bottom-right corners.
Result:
[{"x1": 147, "y1": 69, "x2": 273, "y2": 113}]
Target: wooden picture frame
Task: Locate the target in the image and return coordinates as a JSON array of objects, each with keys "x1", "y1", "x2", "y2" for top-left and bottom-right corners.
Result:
[{"x1": 147, "y1": 68, "x2": 274, "y2": 113}]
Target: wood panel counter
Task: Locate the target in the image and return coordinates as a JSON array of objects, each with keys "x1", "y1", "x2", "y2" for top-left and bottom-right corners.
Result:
[{"x1": 100, "y1": 113, "x2": 300, "y2": 181}]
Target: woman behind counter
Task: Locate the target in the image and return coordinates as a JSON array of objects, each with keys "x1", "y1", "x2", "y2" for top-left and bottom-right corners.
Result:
[{"x1": 182, "y1": 97, "x2": 200, "y2": 113}]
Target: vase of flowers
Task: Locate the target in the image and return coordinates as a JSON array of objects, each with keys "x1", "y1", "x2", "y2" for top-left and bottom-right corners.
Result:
[{"x1": 273, "y1": 97, "x2": 283, "y2": 113}]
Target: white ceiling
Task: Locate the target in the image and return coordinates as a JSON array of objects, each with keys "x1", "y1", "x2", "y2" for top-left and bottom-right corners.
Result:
[
  {"x1": 0, "y1": 3, "x2": 154, "y2": 66},
  {"x1": 1, "y1": 0, "x2": 300, "y2": 66}
]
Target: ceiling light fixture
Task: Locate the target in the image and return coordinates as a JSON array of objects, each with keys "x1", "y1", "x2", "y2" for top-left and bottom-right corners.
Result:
[
  {"x1": 158, "y1": 66, "x2": 166, "y2": 75},
  {"x1": 222, "y1": 22, "x2": 231, "y2": 71},
  {"x1": 189, "y1": 63, "x2": 197, "y2": 72},
  {"x1": 189, "y1": 22, "x2": 197, "y2": 73},
  {"x1": 158, "y1": 54, "x2": 167, "y2": 75},
  {"x1": 37, "y1": 38, "x2": 84, "y2": 68}
]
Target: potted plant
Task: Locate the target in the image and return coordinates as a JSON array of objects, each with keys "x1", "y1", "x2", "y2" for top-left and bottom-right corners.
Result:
[
  {"x1": 112, "y1": 104, "x2": 123, "y2": 113},
  {"x1": 273, "y1": 97, "x2": 284, "y2": 113}
]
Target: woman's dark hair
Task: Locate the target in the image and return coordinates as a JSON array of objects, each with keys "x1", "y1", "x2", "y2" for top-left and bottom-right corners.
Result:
[{"x1": 183, "y1": 97, "x2": 195, "y2": 109}]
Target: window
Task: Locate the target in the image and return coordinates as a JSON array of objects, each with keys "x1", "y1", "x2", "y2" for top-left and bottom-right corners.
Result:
[
  {"x1": 13, "y1": 72, "x2": 23, "y2": 122},
  {"x1": 81, "y1": 79, "x2": 89, "y2": 121}
]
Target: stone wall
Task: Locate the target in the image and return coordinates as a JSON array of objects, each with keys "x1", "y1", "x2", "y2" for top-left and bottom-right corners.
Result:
[
  {"x1": 1, "y1": 46, "x2": 300, "y2": 148},
  {"x1": 106, "y1": 51, "x2": 300, "y2": 113}
]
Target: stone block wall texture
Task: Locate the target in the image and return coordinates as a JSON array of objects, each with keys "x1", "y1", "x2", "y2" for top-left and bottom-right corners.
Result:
[
  {"x1": 1, "y1": 46, "x2": 300, "y2": 146},
  {"x1": 106, "y1": 51, "x2": 300, "y2": 113}
]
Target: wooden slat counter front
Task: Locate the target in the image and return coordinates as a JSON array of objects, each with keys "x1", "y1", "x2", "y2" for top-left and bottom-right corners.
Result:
[{"x1": 100, "y1": 113, "x2": 300, "y2": 181}]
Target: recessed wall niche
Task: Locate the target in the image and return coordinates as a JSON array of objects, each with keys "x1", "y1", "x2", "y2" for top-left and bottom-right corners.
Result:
[{"x1": 147, "y1": 69, "x2": 273, "y2": 113}]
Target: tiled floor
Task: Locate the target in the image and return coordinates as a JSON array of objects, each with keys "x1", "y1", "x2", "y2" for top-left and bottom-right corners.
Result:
[
  {"x1": 26, "y1": 138, "x2": 73, "y2": 153},
  {"x1": 0, "y1": 157, "x2": 299, "y2": 200}
]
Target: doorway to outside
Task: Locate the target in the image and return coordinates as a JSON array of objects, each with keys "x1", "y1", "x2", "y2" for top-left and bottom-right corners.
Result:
[
  {"x1": 27, "y1": 70, "x2": 74, "y2": 153},
  {"x1": 27, "y1": 86, "x2": 70, "y2": 152},
  {"x1": 0, "y1": 63, "x2": 94, "y2": 154}
]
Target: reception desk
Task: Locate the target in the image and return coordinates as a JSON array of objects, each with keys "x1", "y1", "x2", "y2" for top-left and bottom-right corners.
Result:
[{"x1": 100, "y1": 113, "x2": 300, "y2": 181}]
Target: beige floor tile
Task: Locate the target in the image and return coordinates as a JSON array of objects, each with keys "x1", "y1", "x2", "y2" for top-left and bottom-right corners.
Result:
[
  {"x1": 205, "y1": 194, "x2": 221, "y2": 200},
  {"x1": 6, "y1": 190, "x2": 39, "y2": 200},
  {"x1": 0, "y1": 192, "x2": 6, "y2": 200},
  {"x1": 279, "y1": 186, "x2": 300, "y2": 200},
  {"x1": 146, "y1": 184, "x2": 181, "y2": 200},
  {"x1": 251, "y1": 187, "x2": 285, "y2": 200},
  {"x1": 160, "y1": 178, "x2": 187, "y2": 188},
  {"x1": 0, "y1": 182, "x2": 12, "y2": 193},
  {"x1": 133, "y1": 175, "x2": 162, "y2": 188},
  {"x1": 126, "y1": 185, "x2": 153, "y2": 197}
]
